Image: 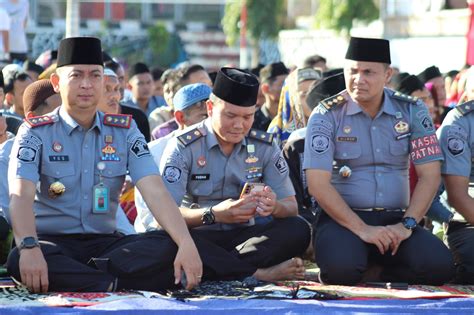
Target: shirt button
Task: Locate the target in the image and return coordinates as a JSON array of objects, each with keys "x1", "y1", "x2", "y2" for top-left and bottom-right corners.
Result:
[
  {"x1": 84, "y1": 169, "x2": 88, "y2": 173},
  {"x1": 342, "y1": 153, "x2": 347, "y2": 157},
  {"x1": 194, "y1": 189, "x2": 199, "y2": 194},
  {"x1": 377, "y1": 173, "x2": 382, "y2": 177},
  {"x1": 56, "y1": 171, "x2": 60, "y2": 176},
  {"x1": 378, "y1": 192, "x2": 383, "y2": 196},
  {"x1": 84, "y1": 145, "x2": 89, "y2": 149},
  {"x1": 83, "y1": 195, "x2": 88, "y2": 200},
  {"x1": 372, "y1": 126, "x2": 377, "y2": 131},
  {"x1": 376, "y1": 148, "x2": 381, "y2": 153}
]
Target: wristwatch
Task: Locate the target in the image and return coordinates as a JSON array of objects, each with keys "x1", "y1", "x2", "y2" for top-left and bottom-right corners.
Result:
[
  {"x1": 201, "y1": 207, "x2": 215, "y2": 225},
  {"x1": 401, "y1": 216, "x2": 417, "y2": 230},
  {"x1": 18, "y1": 237, "x2": 40, "y2": 251}
]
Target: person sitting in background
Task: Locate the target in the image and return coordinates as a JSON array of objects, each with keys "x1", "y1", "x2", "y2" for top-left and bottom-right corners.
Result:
[
  {"x1": 252, "y1": 62, "x2": 289, "y2": 132},
  {"x1": 23, "y1": 61, "x2": 44, "y2": 82},
  {"x1": 283, "y1": 72, "x2": 345, "y2": 225},
  {"x1": 135, "y1": 83, "x2": 211, "y2": 232},
  {"x1": 267, "y1": 67, "x2": 322, "y2": 147},
  {"x1": 125, "y1": 62, "x2": 162, "y2": 117},
  {"x1": 1, "y1": 64, "x2": 32, "y2": 134}
]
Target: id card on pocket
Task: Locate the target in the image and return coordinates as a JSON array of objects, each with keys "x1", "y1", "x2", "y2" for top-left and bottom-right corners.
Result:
[{"x1": 93, "y1": 183, "x2": 110, "y2": 213}]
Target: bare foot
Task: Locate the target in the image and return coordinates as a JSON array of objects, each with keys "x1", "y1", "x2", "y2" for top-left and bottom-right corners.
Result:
[{"x1": 253, "y1": 258, "x2": 305, "y2": 282}]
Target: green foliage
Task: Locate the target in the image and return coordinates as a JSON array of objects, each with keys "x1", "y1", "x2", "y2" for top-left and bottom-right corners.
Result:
[
  {"x1": 148, "y1": 22, "x2": 170, "y2": 55},
  {"x1": 222, "y1": 0, "x2": 285, "y2": 46},
  {"x1": 315, "y1": 0, "x2": 379, "y2": 32}
]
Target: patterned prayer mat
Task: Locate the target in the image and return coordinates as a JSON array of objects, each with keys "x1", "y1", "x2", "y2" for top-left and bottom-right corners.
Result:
[
  {"x1": 1, "y1": 276, "x2": 474, "y2": 307},
  {"x1": 168, "y1": 280, "x2": 474, "y2": 301}
]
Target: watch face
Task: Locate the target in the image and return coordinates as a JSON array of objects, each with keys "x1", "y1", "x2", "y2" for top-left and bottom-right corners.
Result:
[
  {"x1": 22, "y1": 237, "x2": 38, "y2": 248},
  {"x1": 403, "y1": 217, "x2": 417, "y2": 230}
]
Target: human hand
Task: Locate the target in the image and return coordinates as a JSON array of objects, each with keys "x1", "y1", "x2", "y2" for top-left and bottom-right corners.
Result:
[
  {"x1": 251, "y1": 186, "x2": 277, "y2": 217},
  {"x1": 212, "y1": 196, "x2": 257, "y2": 224},
  {"x1": 19, "y1": 247, "x2": 49, "y2": 293},
  {"x1": 173, "y1": 237, "x2": 203, "y2": 290},
  {"x1": 357, "y1": 225, "x2": 399, "y2": 255},
  {"x1": 386, "y1": 223, "x2": 412, "y2": 255}
]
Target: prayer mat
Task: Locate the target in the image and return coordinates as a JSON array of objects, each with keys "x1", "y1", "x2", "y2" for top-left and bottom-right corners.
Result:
[{"x1": 168, "y1": 280, "x2": 474, "y2": 301}]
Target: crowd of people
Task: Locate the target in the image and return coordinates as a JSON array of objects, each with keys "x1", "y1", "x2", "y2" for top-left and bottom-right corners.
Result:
[{"x1": 0, "y1": 33, "x2": 474, "y2": 294}]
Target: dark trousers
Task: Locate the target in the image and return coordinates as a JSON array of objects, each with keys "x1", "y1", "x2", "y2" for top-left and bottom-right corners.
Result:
[
  {"x1": 7, "y1": 217, "x2": 311, "y2": 292},
  {"x1": 447, "y1": 221, "x2": 474, "y2": 284},
  {"x1": 314, "y1": 211, "x2": 455, "y2": 286},
  {"x1": 7, "y1": 230, "x2": 178, "y2": 292},
  {"x1": 191, "y1": 216, "x2": 311, "y2": 281}
]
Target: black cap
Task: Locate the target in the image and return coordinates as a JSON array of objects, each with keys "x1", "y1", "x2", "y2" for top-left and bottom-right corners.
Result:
[
  {"x1": 213, "y1": 67, "x2": 259, "y2": 107},
  {"x1": 23, "y1": 61, "x2": 44, "y2": 75},
  {"x1": 129, "y1": 62, "x2": 150, "y2": 79},
  {"x1": 259, "y1": 62, "x2": 289, "y2": 83},
  {"x1": 345, "y1": 37, "x2": 391, "y2": 64},
  {"x1": 102, "y1": 51, "x2": 113, "y2": 63},
  {"x1": 306, "y1": 72, "x2": 345, "y2": 110},
  {"x1": 396, "y1": 75, "x2": 425, "y2": 95},
  {"x1": 57, "y1": 37, "x2": 103, "y2": 68},
  {"x1": 249, "y1": 64, "x2": 264, "y2": 78},
  {"x1": 51, "y1": 50, "x2": 58, "y2": 60},
  {"x1": 391, "y1": 72, "x2": 410, "y2": 87},
  {"x1": 417, "y1": 66, "x2": 442, "y2": 83}
]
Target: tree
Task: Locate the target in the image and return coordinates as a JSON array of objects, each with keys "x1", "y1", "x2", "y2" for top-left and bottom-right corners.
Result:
[
  {"x1": 222, "y1": 0, "x2": 285, "y2": 67},
  {"x1": 315, "y1": 0, "x2": 379, "y2": 33}
]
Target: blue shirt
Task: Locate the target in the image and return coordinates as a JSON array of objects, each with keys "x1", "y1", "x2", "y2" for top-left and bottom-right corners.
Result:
[
  {"x1": 8, "y1": 106, "x2": 159, "y2": 234},
  {"x1": 303, "y1": 88, "x2": 442, "y2": 209}
]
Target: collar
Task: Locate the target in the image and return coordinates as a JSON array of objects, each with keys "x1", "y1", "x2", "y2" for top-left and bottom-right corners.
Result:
[
  {"x1": 59, "y1": 106, "x2": 101, "y2": 135},
  {"x1": 346, "y1": 88, "x2": 397, "y2": 117}
]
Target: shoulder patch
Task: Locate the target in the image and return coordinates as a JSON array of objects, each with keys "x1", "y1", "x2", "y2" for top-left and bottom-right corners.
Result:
[
  {"x1": 25, "y1": 114, "x2": 57, "y2": 128},
  {"x1": 391, "y1": 90, "x2": 419, "y2": 104},
  {"x1": 455, "y1": 100, "x2": 474, "y2": 116},
  {"x1": 320, "y1": 94, "x2": 347, "y2": 111},
  {"x1": 177, "y1": 128, "x2": 204, "y2": 146},
  {"x1": 248, "y1": 129, "x2": 273, "y2": 144},
  {"x1": 103, "y1": 113, "x2": 132, "y2": 128}
]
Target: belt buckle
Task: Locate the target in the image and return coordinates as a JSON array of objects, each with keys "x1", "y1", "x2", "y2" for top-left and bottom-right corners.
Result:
[{"x1": 373, "y1": 207, "x2": 385, "y2": 211}]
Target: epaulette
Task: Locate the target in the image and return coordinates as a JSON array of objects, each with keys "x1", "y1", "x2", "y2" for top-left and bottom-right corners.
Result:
[
  {"x1": 25, "y1": 114, "x2": 58, "y2": 128},
  {"x1": 103, "y1": 113, "x2": 132, "y2": 128},
  {"x1": 320, "y1": 94, "x2": 347, "y2": 111},
  {"x1": 248, "y1": 129, "x2": 273, "y2": 144},
  {"x1": 177, "y1": 128, "x2": 204, "y2": 146},
  {"x1": 456, "y1": 100, "x2": 474, "y2": 116},
  {"x1": 392, "y1": 91, "x2": 419, "y2": 104}
]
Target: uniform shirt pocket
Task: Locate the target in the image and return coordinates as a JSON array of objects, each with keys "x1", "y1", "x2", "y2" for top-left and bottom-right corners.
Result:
[{"x1": 334, "y1": 143, "x2": 362, "y2": 160}]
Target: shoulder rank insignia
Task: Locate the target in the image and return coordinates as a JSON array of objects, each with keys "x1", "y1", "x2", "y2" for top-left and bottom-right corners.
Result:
[
  {"x1": 392, "y1": 90, "x2": 419, "y2": 104},
  {"x1": 25, "y1": 114, "x2": 57, "y2": 128},
  {"x1": 177, "y1": 128, "x2": 204, "y2": 146},
  {"x1": 103, "y1": 113, "x2": 132, "y2": 128},
  {"x1": 320, "y1": 94, "x2": 347, "y2": 111},
  {"x1": 456, "y1": 100, "x2": 474, "y2": 116},
  {"x1": 248, "y1": 129, "x2": 273, "y2": 144}
]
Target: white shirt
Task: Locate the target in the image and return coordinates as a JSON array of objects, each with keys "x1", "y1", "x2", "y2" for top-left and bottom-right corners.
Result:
[{"x1": 134, "y1": 131, "x2": 176, "y2": 232}]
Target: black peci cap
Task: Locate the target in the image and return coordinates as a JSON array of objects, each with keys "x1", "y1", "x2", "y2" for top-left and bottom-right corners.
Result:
[
  {"x1": 345, "y1": 37, "x2": 391, "y2": 64},
  {"x1": 57, "y1": 37, "x2": 103, "y2": 68},
  {"x1": 212, "y1": 67, "x2": 259, "y2": 107}
]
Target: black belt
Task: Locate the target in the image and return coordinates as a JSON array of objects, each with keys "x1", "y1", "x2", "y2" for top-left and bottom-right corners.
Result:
[{"x1": 352, "y1": 207, "x2": 404, "y2": 212}]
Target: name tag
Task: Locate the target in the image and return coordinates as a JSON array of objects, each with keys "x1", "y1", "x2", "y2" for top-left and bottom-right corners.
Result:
[
  {"x1": 396, "y1": 132, "x2": 411, "y2": 140},
  {"x1": 337, "y1": 136, "x2": 357, "y2": 142},
  {"x1": 49, "y1": 155, "x2": 70, "y2": 162},
  {"x1": 191, "y1": 174, "x2": 210, "y2": 181}
]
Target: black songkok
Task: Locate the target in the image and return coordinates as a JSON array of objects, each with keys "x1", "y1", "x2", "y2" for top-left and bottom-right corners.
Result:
[
  {"x1": 397, "y1": 75, "x2": 425, "y2": 95},
  {"x1": 417, "y1": 66, "x2": 442, "y2": 83},
  {"x1": 57, "y1": 37, "x2": 103, "y2": 68},
  {"x1": 345, "y1": 37, "x2": 391, "y2": 64},
  {"x1": 213, "y1": 67, "x2": 259, "y2": 107}
]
